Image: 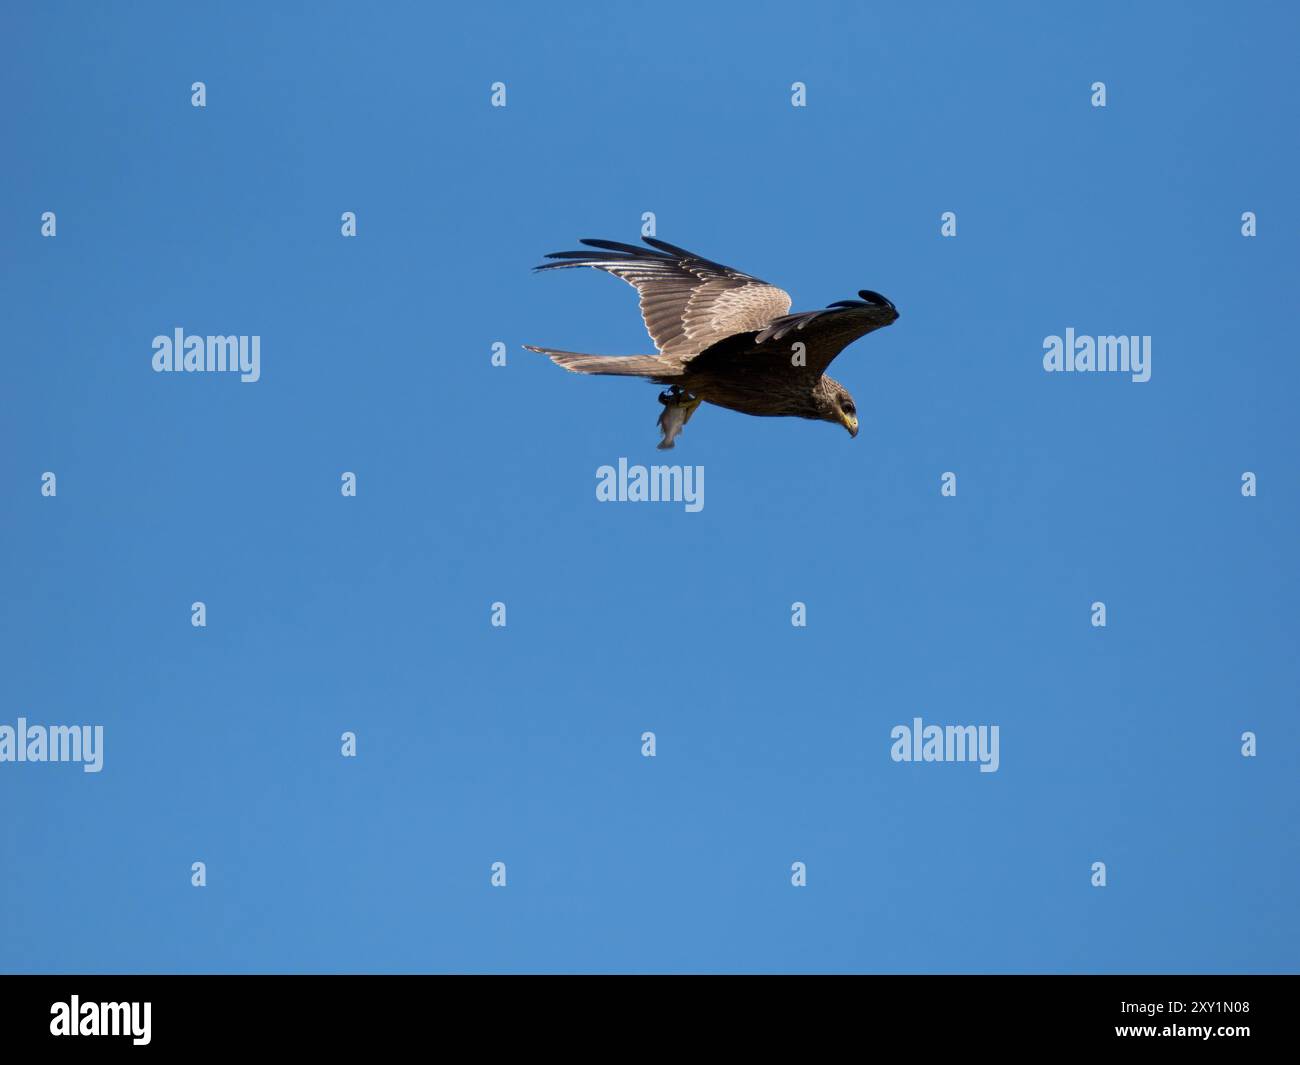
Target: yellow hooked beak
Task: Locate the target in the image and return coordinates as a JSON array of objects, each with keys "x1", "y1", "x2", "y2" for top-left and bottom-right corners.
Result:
[{"x1": 840, "y1": 411, "x2": 859, "y2": 438}]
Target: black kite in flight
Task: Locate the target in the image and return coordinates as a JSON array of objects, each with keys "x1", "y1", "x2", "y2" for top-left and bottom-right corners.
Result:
[{"x1": 526, "y1": 236, "x2": 899, "y2": 448}]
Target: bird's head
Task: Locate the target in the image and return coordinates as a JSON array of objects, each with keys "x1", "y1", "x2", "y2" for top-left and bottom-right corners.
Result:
[{"x1": 816, "y1": 377, "x2": 858, "y2": 438}]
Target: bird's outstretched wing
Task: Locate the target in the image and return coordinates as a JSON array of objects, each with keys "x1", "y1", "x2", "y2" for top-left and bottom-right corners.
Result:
[
  {"x1": 692, "y1": 290, "x2": 900, "y2": 378},
  {"x1": 534, "y1": 237, "x2": 792, "y2": 357}
]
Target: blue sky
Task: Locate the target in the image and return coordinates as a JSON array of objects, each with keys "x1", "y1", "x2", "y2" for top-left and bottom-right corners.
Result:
[{"x1": 2, "y1": 1, "x2": 1297, "y2": 973}]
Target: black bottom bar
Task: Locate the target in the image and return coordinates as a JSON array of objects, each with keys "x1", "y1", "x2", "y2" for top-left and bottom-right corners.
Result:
[{"x1": 1, "y1": 974, "x2": 1288, "y2": 1052}]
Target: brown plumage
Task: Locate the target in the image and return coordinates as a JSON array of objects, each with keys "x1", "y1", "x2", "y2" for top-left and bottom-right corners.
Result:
[{"x1": 525, "y1": 236, "x2": 899, "y2": 448}]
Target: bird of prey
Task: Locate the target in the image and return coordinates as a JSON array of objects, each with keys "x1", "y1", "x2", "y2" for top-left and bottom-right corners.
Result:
[{"x1": 525, "y1": 236, "x2": 899, "y2": 449}]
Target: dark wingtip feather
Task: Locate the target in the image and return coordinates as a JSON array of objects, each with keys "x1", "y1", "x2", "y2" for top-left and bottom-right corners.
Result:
[
  {"x1": 545, "y1": 250, "x2": 614, "y2": 260},
  {"x1": 641, "y1": 236, "x2": 696, "y2": 258},
  {"x1": 538, "y1": 250, "x2": 640, "y2": 268},
  {"x1": 580, "y1": 238, "x2": 659, "y2": 255}
]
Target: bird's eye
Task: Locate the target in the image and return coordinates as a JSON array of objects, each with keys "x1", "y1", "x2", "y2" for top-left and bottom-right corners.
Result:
[{"x1": 844, "y1": 403, "x2": 855, "y2": 415}]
